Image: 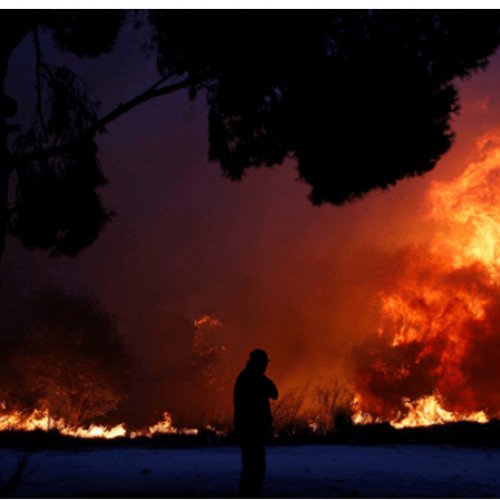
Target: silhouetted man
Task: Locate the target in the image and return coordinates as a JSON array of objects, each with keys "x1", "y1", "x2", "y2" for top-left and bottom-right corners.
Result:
[{"x1": 234, "y1": 349, "x2": 278, "y2": 498}]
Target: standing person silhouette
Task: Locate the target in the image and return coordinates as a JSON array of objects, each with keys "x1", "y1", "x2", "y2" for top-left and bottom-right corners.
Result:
[{"x1": 234, "y1": 349, "x2": 278, "y2": 498}]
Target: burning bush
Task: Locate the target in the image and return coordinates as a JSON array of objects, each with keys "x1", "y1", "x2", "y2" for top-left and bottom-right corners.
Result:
[{"x1": 0, "y1": 288, "x2": 131, "y2": 429}]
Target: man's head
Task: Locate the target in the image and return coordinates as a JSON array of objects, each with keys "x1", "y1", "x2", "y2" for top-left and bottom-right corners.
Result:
[{"x1": 247, "y1": 348, "x2": 270, "y2": 373}]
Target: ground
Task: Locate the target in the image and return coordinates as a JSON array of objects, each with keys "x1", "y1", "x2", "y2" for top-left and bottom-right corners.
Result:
[{"x1": 1, "y1": 444, "x2": 499, "y2": 498}]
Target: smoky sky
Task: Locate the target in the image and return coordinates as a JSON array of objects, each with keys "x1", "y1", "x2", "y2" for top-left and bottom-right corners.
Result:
[{"x1": 3, "y1": 15, "x2": 500, "y2": 425}]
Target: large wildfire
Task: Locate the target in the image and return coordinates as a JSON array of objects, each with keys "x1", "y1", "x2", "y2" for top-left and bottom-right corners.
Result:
[
  {"x1": 353, "y1": 131, "x2": 500, "y2": 427},
  {"x1": 1, "y1": 133, "x2": 500, "y2": 438}
]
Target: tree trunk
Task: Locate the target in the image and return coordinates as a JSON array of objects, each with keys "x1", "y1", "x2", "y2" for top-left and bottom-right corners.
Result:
[{"x1": 0, "y1": 76, "x2": 12, "y2": 269}]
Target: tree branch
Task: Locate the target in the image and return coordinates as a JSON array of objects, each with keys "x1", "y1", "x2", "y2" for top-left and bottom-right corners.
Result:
[
  {"x1": 12, "y1": 73, "x2": 200, "y2": 166},
  {"x1": 94, "y1": 74, "x2": 194, "y2": 134},
  {"x1": 32, "y1": 27, "x2": 48, "y2": 142},
  {"x1": 147, "y1": 71, "x2": 175, "y2": 92}
]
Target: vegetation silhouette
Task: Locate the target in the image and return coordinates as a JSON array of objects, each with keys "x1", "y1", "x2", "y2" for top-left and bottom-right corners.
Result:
[
  {"x1": 0, "y1": 288, "x2": 131, "y2": 428},
  {"x1": 1, "y1": 10, "x2": 500, "y2": 263}
]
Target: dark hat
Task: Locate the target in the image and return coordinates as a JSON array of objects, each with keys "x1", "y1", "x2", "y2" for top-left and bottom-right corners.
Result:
[{"x1": 249, "y1": 349, "x2": 270, "y2": 363}]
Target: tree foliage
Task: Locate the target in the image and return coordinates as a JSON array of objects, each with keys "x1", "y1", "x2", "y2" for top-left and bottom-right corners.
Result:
[
  {"x1": 0, "y1": 10, "x2": 125, "y2": 259},
  {"x1": 151, "y1": 11, "x2": 500, "y2": 204},
  {"x1": 4, "y1": 12, "x2": 124, "y2": 256},
  {"x1": 2, "y1": 10, "x2": 500, "y2": 259}
]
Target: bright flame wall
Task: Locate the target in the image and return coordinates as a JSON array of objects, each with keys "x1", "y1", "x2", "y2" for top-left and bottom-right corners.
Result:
[{"x1": 354, "y1": 132, "x2": 500, "y2": 424}]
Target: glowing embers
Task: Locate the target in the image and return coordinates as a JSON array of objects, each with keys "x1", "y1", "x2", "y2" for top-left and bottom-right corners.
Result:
[
  {"x1": 0, "y1": 408, "x2": 198, "y2": 439},
  {"x1": 355, "y1": 132, "x2": 500, "y2": 426},
  {"x1": 194, "y1": 315, "x2": 222, "y2": 329}
]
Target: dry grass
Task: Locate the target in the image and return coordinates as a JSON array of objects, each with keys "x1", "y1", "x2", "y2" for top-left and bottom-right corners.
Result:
[{"x1": 273, "y1": 381, "x2": 355, "y2": 435}]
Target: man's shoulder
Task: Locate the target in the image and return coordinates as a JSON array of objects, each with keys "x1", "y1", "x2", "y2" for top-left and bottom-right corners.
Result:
[
  {"x1": 235, "y1": 368, "x2": 249, "y2": 385},
  {"x1": 236, "y1": 368, "x2": 264, "y2": 386}
]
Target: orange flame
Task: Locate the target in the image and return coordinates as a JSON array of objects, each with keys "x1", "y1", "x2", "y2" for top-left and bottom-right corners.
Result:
[
  {"x1": 429, "y1": 132, "x2": 500, "y2": 277},
  {"x1": 139, "y1": 411, "x2": 198, "y2": 437},
  {"x1": 0, "y1": 408, "x2": 198, "y2": 439},
  {"x1": 355, "y1": 131, "x2": 500, "y2": 427},
  {"x1": 391, "y1": 394, "x2": 487, "y2": 428},
  {"x1": 194, "y1": 315, "x2": 222, "y2": 329}
]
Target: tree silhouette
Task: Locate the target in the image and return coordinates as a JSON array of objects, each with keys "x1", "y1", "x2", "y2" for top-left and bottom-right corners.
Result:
[
  {"x1": 0, "y1": 288, "x2": 131, "y2": 428},
  {"x1": 1, "y1": 10, "x2": 499, "y2": 263}
]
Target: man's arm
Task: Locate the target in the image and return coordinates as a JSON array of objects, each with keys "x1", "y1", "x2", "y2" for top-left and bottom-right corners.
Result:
[
  {"x1": 265, "y1": 376, "x2": 278, "y2": 400},
  {"x1": 233, "y1": 374, "x2": 244, "y2": 433}
]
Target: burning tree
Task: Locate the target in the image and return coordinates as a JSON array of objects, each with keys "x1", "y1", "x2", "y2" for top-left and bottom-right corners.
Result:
[
  {"x1": 354, "y1": 132, "x2": 500, "y2": 426},
  {"x1": 1, "y1": 288, "x2": 131, "y2": 429}
]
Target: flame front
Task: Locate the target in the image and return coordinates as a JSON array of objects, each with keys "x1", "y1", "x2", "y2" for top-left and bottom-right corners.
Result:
[
  {"x1": 391, "y1": 394, "x2": 487, "y2": 429},
  {"x1": 355, "y1": 132, "x2": 500, "y2": 427},
  {"x1": 0, "y1": 408, "x2": 198, "y2": 439}
]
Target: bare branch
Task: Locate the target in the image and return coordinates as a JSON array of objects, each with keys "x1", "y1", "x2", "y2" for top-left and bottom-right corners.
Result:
[
  {"x1": 12, "y1": 73, "x2": 202, "y2": 167},
  {"x1": 94, "y1": 74, "x2": 195, "y2": 133},
  {"x1": 147, "y1": 71, "x2": 177, "y2": 92}
]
